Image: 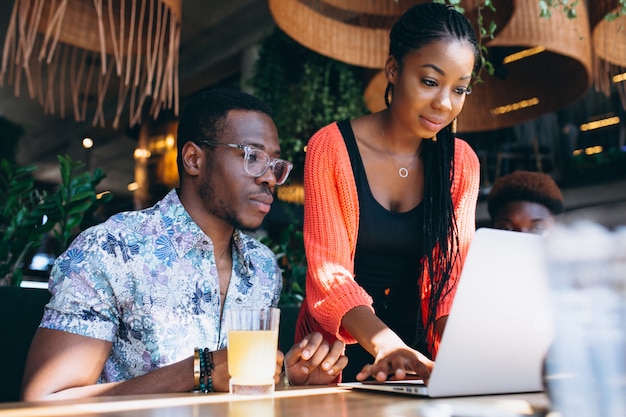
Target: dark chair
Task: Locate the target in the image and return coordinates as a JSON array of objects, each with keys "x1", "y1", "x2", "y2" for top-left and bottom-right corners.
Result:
[
  {"x1": 278, "y1": 305, "x2": 300, "y2": 352},
  {"x1": 0, "y1": 287, "x2": 51, "y2": 402}
]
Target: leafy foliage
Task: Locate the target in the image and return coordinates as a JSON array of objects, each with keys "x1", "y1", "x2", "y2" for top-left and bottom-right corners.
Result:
[
  {"x1": 261, "y1": 224, "x2": 306, "y2": 307},
  {"x1": 250, "y1": 28, "x2": 368, "y2": 173},
  {"x1": 539, "y1": 0, "x2": 626, "y2": 21},
  {"x1": 0, "y1": 156, "x2": 112, "y2": 286},
  {"x1": 436, "y1": 0, "x2": 496, "y2": 83},
  {"x1": 539, "y1": 0, "x2": 581, "y2": 19},
  {"x1": 51, "y1": 156, "x2": 112, "y2": 250}
]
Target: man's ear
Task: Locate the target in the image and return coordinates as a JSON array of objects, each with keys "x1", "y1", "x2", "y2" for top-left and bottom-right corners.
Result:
[
  {"x1": 181, "y1": 141, "x2": 203, "y2": 177},
  {"x1": 385, "y1": 55, "x2": 399, "y2": 84}
]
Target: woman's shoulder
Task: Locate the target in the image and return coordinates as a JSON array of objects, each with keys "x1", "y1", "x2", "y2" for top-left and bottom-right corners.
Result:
[
  {"x1": 453, "y1": 137, "x2": 475, "y2": 154},
  {"x1": 310, "y1": 121, "x2": 341, "y2": 139},
  {"x1": 453, "y1": 137, "x2": 479, "y2": 163},
  {"x1": 307, "y1": 121, "x2": 346, "y2": 152},
  {"x1": 452, "y1": 137, "x2": 481, "y2": 192}
]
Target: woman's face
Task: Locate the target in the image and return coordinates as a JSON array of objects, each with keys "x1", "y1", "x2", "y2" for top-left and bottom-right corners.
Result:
[{"x1": 386, "y1": 39, "x2": 475, "y2": 139}]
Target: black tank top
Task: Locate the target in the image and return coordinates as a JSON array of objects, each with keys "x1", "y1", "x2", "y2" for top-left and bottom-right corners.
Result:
[{"x1": 337, "y1": 120, "x2": 429, "y2": 381}]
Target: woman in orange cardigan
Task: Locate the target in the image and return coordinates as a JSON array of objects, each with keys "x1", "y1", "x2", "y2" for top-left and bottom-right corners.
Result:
[{"x1": 295, "y1": 3, "x2": 481, "y2": 383}]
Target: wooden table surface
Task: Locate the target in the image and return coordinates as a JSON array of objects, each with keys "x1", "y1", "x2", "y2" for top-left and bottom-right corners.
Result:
[{"x1": 0, "y1": 386, "x2": 551, "y2": 417}]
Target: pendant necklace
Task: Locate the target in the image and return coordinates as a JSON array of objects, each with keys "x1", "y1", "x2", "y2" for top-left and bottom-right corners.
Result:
[{"x1": 380, "y1": 122, "x2": 418, "y2": 178}]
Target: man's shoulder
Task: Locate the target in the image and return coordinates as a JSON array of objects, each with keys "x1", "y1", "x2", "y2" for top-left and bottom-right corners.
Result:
[
  {"x1": 101, "y1": 206, "x2": 160, "y2": 232},
  {"x1": 71, "y1": 201, "x2": 166, "y2": 249},
  {"x1": 103, "y1": 191, "x2": 177, "y2": 229}
]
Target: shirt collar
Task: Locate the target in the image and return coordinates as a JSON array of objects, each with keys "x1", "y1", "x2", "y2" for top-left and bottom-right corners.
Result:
[{"x1": 156, "y1": 189, "x2": 254, "y2": 275}]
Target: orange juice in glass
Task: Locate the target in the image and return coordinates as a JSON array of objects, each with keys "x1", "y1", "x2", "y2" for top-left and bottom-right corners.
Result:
[{"x1": 226, "y1": 308, "x2": 280, "y2": 395}]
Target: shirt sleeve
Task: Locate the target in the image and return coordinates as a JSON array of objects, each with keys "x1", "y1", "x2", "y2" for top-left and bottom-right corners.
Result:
[{"x1": 41, "y1": 226, "x2": 121, "y2": 342}]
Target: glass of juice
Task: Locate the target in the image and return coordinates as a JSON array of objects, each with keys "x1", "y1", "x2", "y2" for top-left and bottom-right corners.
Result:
[{"x1": 226, "y1": 307, "x2": 280, "y2": 395}]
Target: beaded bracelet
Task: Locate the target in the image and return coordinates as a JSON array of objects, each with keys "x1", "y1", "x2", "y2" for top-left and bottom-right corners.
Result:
[
  {"x1": 200, "y1": 348, "x2": 215, "y2": 393},
  {"x1": 196, "y1": 347, "x2": 214, "y2": 393}
]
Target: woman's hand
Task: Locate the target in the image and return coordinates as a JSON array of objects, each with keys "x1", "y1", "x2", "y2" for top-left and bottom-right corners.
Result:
[
  {"x1": 355, "y1": 345, "x2": 434, "y2": 383},
  {"x1": 340, "y1": 306, "x2": 436, "y2": 383},
  {"x1": 284, "y1": 332, "x2": 348, "y2": 385}
]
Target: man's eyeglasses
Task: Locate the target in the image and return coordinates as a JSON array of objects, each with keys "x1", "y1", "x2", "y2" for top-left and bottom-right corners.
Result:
[{"x1": 198, "y1": 141, "x2": 293, "y2": 185}]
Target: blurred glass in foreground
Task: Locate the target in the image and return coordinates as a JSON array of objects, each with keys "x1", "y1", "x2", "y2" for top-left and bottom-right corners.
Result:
[{"x1": 544, "y1": 221, "x2": 626, "y2": 417}]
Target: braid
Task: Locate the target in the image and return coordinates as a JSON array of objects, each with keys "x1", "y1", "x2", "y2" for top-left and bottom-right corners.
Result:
[{"x1": 420, "y1": 125, "x2": 458, "y2": 355}]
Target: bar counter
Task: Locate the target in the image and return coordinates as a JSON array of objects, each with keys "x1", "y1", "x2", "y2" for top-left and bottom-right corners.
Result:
[{"x1": 0, "y1": 386, "x2": 550, "y2": 417}]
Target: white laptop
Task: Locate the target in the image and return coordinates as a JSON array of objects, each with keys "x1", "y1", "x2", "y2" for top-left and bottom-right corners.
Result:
[{"x1": 339, "y1": 228, "x2": 554, "y2": 397}]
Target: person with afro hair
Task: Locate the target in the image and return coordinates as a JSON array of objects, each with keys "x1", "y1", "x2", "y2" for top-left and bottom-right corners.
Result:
[{"x1": 487, "y1": 170, "x2": 564, "y2": 236}]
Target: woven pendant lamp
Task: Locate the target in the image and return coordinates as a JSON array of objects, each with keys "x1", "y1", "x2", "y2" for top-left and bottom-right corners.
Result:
[
  {"x1": 589, "y1": 0, "x2": 626, "y2": 69},
  {"x1": 363, "y1": 0, "x2": 515, "y2": 113},
  {"x1": 0, "y1": 0, "x2": 181, "y2": 129},
  {"x1": 455, "y1": 0, "x2": 592, "y2": 132},
  {"x1": 268, "y1": 0, "x2": 503, "y2": 70},
  {"x1": 268, "y1": 0, "x2": 426, "y2": 69},
  {"x1": 588, "y1": 0, "x2": 626, "y2": 104}
]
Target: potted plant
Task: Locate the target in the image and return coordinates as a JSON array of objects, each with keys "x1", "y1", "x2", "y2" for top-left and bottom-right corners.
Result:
[
  {"x1": 250, "y1": 27, "x2": 369, "y2": 175},
  {"x1": 0, "y1": 155, "x2": 112, "y2": 287},
  {"x1": 0, "y1": 155, "x2": 112, "y2": 402}
]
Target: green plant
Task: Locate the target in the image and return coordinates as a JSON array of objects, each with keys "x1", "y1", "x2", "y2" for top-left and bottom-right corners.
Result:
[
  {"x1": 250, "y1": 28, "x2": 368, "y2": 173},
  {"x1": 0, "y1": 155, "x2": 112, "y2": 286},
  {"x1": 539, "y1": 0, "x2": 626, "y2": 20},
  {"x1": 262, "y1": 224, "x2": 306, "y2": 307},
  {"x1": 436, "y1": 0, "x2": 497, "y2": 82}
]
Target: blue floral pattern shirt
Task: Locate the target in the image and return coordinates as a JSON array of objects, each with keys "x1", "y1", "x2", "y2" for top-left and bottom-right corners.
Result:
[{"x1": 41, "y1": 189, "x2": 282, "y2": 383}]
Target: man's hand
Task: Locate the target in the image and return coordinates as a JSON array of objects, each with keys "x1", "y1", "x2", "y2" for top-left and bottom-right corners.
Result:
[{"x1": 284, "y1": 332, "x2": 347, "y2": 385}]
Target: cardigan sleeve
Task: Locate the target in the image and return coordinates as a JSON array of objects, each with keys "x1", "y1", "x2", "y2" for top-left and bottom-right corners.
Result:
[{"x1": 300, "y1": 123, "x2": 374, "y2": 344}]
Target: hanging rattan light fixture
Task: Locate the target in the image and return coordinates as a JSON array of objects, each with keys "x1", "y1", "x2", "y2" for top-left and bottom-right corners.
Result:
[
  {"x1": 588, "y1": 0, "x2": 626, "y2": 108},
  {"x1": 268, "y1": 0, "x2": 505, "y2": 69},
  {"x1": 0, "y1": 0, "x2": 182, "y2": 129},
  {"x1": 589, "y1": 0, "x2": 626, "y2": 70},
  {"x1": 268, "y1": 0, "x2": 418, "y2": 69},
  {"x1": 455, "y1": 0, "x2": 592, "y2": 132}
]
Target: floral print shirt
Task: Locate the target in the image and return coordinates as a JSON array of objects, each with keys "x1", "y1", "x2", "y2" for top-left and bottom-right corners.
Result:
[{"x1": 41, "y1": 189, "x2": 282, "y2": 383}]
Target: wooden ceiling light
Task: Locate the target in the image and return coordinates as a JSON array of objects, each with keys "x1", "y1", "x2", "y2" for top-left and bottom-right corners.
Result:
[
  {"x1": 454, "y1": 0, "x2": 592, "y2": 132},
  {"x1": 589, "y1": 0, "x2": 626, "y2": 108},
  {"x1": 0, "y1": 0, "x2": 182, "y2": 129}
]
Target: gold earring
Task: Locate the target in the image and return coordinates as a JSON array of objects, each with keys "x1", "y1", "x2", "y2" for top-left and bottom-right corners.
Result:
[{"x1": 451, "y1": 118, "x2": 457, "y2": 135}]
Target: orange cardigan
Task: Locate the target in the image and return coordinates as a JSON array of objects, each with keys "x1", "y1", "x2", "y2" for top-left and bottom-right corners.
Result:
[{"x1": 295, "y1": 122, "x2": 481, "y2": 357}]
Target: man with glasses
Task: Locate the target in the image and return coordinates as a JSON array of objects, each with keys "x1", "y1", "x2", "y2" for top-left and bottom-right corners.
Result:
[{"x1": 22, "y1": 88, "x2": 347, "y2": 400}]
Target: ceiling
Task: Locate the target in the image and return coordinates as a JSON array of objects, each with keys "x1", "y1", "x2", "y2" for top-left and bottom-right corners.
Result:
[{"x1": 0, "y1": 0, "x2": 275, "y2": 205}]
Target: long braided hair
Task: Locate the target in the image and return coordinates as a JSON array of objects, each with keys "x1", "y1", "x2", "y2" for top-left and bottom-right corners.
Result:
[{"x1": 384, "y1": 3, "x2": 479, "y2": 356}]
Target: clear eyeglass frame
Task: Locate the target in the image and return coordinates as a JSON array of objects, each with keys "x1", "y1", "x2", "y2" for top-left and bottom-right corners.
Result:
[{"x1": 198, "y1": 140, "x2": 293, "y2": 185}]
